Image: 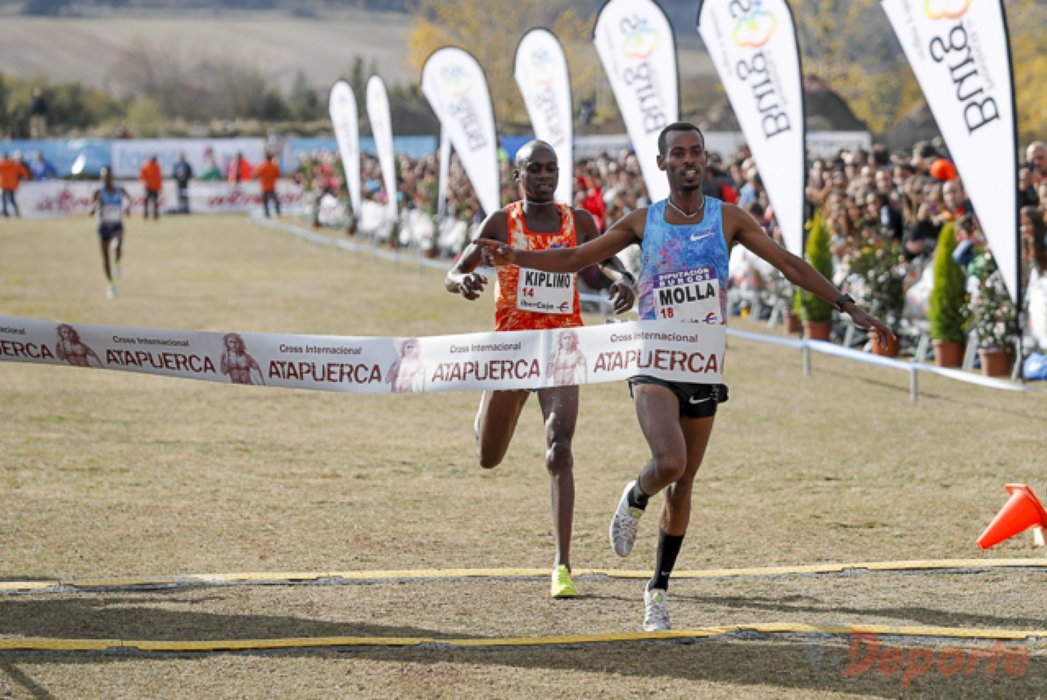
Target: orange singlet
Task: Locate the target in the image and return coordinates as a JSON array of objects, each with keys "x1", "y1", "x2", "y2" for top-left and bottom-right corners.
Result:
[{"x1": 495, "y1": 201, "x2": 583, "y2": 332}]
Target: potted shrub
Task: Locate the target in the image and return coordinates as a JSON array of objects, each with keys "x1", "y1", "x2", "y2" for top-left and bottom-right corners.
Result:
[
  {"x1": 846, "y1": 236, "x2": 906, "y2": 356},
  {"x1": 928, "y1": 221, "x2": 967, "y2": 367},
  {"x1": 784, "y1": 285, "x2": 801, "y2": 334},
  {"x1": 802, "y1": 212, "x2": 834, "y2": 340},
  {"x1": 967, "y1": 255, "x2": 1018, "y2": 376}
]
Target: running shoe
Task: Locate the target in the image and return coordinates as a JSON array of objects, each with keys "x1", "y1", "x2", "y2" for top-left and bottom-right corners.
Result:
[
  {"x1": 550, "y1": 564, "x2": 578, "y2": 598},
  {"x1": 609, "y1": 480, "x2": 643, "y2": 557},
  {"x1": 643, "y1": 587, "x2": 671, "y2": 631},
  {"x1": 106, "y1": 282, "x2": 117, "y2": 300}
]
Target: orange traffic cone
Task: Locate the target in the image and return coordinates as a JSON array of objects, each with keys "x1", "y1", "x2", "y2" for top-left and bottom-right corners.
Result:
[{"x1": 977, "y1": 484, "x2": 1047, "y2": 549}]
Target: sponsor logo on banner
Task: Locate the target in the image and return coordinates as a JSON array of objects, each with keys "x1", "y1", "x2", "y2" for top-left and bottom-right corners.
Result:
[
  {"x1": 268, "y1": 338, "x2": 381, "y2": 387},
  {"x1": 443, "y1": 65, "x2": 475, "y2": 98},
  {"x1": 920, "y1": 0, "x2": 998, "y2": 134},
  {"x1": 728, "y1": 2, "x2": 790, "y2": 139},
  {"x1": 617, "y1": 15, "x2": 670, "y2": 134},
  {"x1": 924, "y1": 0, "x2": 971, "y2": 21},
  {"x1": 593, "y1": 327, "x2": 720, "y2": 376},
  {"x1": 732, "y1": 6, "x2": 778, "y2": 48},
  {"x1": 621, "y1": 17, "x2": 661, "y2": 59},
  {"x1": 529, "y1": 49, "x2": 556, "y2": 86},
  {"x1": 105, "y1": 330, "x2": 216, "y2": 376},
  {"x1": 442, "y1": 71, "x2": 488, "y2": 152}
]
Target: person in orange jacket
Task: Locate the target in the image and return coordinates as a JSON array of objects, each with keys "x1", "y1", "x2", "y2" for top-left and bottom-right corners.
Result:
[
  {"x1": 253, "y1": 152, "x2": 281, "y2": 217},
  {"x1": 228, "y1": 152, "x2": 252, "y2": 185},
  {"x1": 138, "y1": 155, "x2": 163, "y2": 220},
  {"x1": 0, "y1": 152, "x2": 31, "y2": 218}
]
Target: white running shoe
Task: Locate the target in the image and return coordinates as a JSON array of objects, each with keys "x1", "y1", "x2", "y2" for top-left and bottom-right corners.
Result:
[
  {"x1": 644, "y1": 588, "x2": 671, "y2": 632},
  {"x1": 106, "y1": 282, "x2": 117, "y2": 300},
  {"x1": 609, "y1": 480, "x2": 643, "y2": 557}
]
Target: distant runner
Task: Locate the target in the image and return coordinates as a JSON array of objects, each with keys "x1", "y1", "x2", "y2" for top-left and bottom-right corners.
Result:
[{"x1": 89, "y1": 166, "x2": 131, "y2": 300}]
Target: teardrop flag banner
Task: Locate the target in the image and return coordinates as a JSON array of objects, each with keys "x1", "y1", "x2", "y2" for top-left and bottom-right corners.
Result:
[
  {"x1": 697, "y1": 0, "x2": 806, "y2": 257},
  {"x1": 515, "y1": 28, "x2": 574, "y2": 205},
  {"x1": 881, "y1": 0, "x2": 1019, "y2": 306},
  {"x1": 329, "y1": 81, "x2": 361, "y2": 216},
  {"x1": 593, "y1": 0, "x2": 679, "y2": 203},
  {"x1": 421, "y1": 47, "x2": 501, "y2": 216},
  {"x1": 366, "y1": 75, "x2": 399, "y2": 224}
]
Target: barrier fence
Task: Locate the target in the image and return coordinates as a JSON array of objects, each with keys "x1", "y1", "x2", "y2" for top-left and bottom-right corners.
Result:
[{"x1": 253, "y1": 216, "x2": 1044, "y2": 403}]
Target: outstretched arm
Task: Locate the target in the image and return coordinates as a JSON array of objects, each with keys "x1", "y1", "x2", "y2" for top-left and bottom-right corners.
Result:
[
  {"x1": 444, "y1": 211, "x2": 508, "y2": 300},
  {"x1": 726, "y1": 205, "x2": 896, "y2": 345},
  {"x1": 574, "y1": 208, "x2": 636, "y2": 314},
  {"x1": 477, "y1": 208, "x2": 645, "y2": 274}
]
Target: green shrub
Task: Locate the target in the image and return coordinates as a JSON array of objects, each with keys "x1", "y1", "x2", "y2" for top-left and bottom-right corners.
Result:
[
  {"x1": 802, "y1": 212, "x2": 834, "y2": 323},
  {"x1": 928, "y1": 221, "x2": 967, "y2": 343}
]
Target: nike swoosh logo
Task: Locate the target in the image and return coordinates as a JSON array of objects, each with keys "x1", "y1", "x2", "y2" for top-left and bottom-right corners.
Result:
[
  {"x1": 688, "y1": 395, "x2": 712, "y2": 405},
  {"x1": 690, "y1": 232, "x2": 713, "y2": 241}
]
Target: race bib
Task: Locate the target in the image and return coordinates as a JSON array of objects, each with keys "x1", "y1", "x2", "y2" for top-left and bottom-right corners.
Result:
[
  {"x1": 100, "y1": 204, "x2": 122, "y2": 224},
  {"x1": 516, "y1": 268, "x2": 575, "y2": 315},
  {"x1": 652, "y1": 267, "x2": 721, "y2": 323}
]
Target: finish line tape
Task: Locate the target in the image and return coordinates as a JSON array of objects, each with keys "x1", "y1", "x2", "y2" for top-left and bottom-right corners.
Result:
[{"x1": 0, "y1": 315, "x2": 724, "y2": 393}]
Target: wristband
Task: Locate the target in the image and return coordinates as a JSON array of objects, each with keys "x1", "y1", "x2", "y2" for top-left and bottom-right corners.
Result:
[{"x1": 834, "y1": 293, "x2": 855, "y2": 311}]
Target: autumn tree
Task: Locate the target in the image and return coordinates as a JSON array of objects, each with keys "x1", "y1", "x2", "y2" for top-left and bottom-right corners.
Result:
[
  {"x1": 407, "y1": 0, "x2": 599, "y2": 132},
  {"x1": 1007, "y1": 0, "x2": 1047, "y2": 144},
  {"x1": 791, "y1": 0, "x2": 1045, "y2": 141}
]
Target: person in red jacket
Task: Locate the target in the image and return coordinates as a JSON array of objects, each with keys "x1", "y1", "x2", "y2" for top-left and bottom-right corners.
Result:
[
  {"x1": 228, "y1": 152, "x2": 252, "y2": 185},
  {"x1": 138, "y1": 155, "x2": 163, "y2": 220},
  {"x1": 0, "y1": 152, "x2": 31, "y2": 218},
  {"x1": 253, "y1": 152, "x2": 282, "y2": 217}
]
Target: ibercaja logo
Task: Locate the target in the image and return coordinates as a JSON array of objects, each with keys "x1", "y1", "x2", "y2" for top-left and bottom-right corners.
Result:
[
  {"x1": 924, "y1": 0, "x2": 972, "y2": 20},
  {"x1": 529, "y1": 48, "x2": 556, "y2": 86},
  {"x1": 732, "y1": 4, "x2": 779, "y2": 48},
  {"x1": 441, "y1": 65, "x2": 474, "y2": 98},
  {"x1": 620, "y1": 16, "x2": 660, "y2": 59}
]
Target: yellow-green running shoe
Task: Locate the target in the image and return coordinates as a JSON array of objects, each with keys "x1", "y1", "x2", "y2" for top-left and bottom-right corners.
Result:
[{"x1": 550, "y1": 564, "x2": 578, "y2": 598}]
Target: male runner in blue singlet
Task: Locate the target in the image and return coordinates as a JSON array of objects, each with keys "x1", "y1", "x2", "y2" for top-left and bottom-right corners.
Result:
[{"x1": 478, "y1": 123, "x2": 894, "y2": 631}]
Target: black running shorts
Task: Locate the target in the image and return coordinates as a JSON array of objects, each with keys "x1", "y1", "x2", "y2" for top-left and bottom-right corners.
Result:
[{"x1": 627, "y1": 375, "x2": 729, "y2": 419}]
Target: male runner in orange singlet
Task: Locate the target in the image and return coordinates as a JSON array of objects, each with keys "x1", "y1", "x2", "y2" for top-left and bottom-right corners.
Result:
[{"x1": 445, "y1": 140, "x2": 636, "y2": 598}]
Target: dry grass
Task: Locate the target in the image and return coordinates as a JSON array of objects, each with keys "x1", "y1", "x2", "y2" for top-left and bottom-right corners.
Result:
[
  {"x1": 0, "y1": 8, "x2": 417, "y2": 93},
  {"x1": 1, "y1": 215, "x2": 1046, "y2": 698}
]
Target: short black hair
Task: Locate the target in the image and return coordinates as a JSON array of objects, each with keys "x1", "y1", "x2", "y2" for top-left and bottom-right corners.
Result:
[
  {"x1": 657, "y1": 122, "x2": 704, "y2": 156},
  {"x1": 514, "y1": 139, "x2": 556, "y2": 169}
]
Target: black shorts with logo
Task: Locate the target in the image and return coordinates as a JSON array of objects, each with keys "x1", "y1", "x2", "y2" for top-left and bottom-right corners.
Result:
[
  {"x1": 628, "y1": 375, "x2": 729, "y2": 419},
  {"x1": 98, "y1": 222, "x2": 123, "y2": 242}
]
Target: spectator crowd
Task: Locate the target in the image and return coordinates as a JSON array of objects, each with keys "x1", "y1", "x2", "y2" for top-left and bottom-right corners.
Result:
[{"x1": 287, "y1": 135, "x2": 1047, "y2": 360}]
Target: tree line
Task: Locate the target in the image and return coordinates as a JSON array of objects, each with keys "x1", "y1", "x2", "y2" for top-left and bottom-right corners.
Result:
[{"x1": 0, "y1": 54, "x2": 437, "y2": 139}]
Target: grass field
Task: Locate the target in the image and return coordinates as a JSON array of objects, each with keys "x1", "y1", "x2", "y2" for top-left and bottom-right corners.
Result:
[{"x1": 1, "y1": 214, "x2": 1046, "y2": 698}]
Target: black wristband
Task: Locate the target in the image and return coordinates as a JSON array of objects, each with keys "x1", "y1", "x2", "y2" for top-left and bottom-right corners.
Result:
[{"x1": 834, "y1": 293, "x2": 855, "y2": 311}]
